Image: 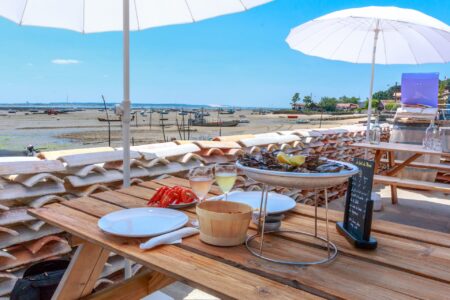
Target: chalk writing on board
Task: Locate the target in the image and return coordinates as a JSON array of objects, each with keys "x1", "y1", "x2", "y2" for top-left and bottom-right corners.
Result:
[{"x1": 344, "y1": 158, "x2": 375, "y2": 241}]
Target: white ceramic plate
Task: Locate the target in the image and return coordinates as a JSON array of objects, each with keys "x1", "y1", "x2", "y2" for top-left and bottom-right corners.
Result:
[
  {"x1": 98, "y1": 208, "x2": 189, "y2": 238},
  {"x1": 210, "y1": 191, "x2": 296, "y2": 215}
]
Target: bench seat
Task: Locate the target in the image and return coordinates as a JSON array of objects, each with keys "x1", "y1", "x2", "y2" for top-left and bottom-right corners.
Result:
[
  {"x1": 379, "y1": 159, "x2": 450, "y2": 172},
  {"x1": 374, "y1": 175, "x2": 450, "y2": 194}
]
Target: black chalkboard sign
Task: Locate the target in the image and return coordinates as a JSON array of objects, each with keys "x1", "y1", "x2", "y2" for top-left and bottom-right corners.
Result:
[{"x1": 336, "y1": 158, "x2": 377, "y2": 249}]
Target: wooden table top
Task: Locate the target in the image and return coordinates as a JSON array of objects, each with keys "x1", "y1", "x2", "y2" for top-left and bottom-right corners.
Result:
[
  {"x1": 29, "y1": 177, "x2": 450, "y2": 300},
  {"x1": 351, "y1": 142, "x2": 450, "y2": 156}
]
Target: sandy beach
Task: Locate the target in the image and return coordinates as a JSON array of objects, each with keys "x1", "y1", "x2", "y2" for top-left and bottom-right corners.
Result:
[{"x1": 0, "y1": 109, "x2": 367, "y2": 151}]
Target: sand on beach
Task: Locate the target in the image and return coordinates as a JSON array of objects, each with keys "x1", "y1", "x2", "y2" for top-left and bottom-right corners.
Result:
[{"x1": 0, "y1": 109, "x2": 367, "y2": 151}]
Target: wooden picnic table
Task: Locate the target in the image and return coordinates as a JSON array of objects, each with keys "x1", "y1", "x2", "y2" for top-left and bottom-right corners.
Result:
[
  {"x1": 352, "y1": 142, "x2": 450, "y2": 157},
  {"x1": 351, "y1": 142, "x2": 450, "y2": 204},
  {"x1": 29, "y1": 176, "x2": 450, "y2": 300}
]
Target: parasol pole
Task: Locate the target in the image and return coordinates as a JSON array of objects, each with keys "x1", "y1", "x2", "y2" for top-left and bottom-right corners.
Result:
[
  {"x1": 365, "y1": 19, "x2": 380, "y2": 145},
  {"x1": 122, "y1": 0, "x2": 133, "y2": 280},
  {"x1": 122, "y1": 0, "x2": 131, "y2": 188}
]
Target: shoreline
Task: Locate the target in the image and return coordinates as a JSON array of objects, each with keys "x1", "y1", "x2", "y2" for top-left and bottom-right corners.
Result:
[{"x1": 0, "y1": 109, "x2": 367, "y2": 151}]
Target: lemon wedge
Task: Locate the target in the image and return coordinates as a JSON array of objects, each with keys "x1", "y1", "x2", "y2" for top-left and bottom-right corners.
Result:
[
  {"x1": 277, "y1": 152, "x2": 291, "y2": 164},
  {"x1": 289, "y1": 155, "x2": 306, "y2": 167},
  {"x1": 277, "y1": 152, "x2": 306, "y2": 167}
]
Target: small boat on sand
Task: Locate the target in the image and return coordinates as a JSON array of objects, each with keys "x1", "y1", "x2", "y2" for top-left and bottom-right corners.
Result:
[
  {"x1": 98, "y1": 115, "x2": 135, "y2": 122},
  {"x1": 219, "y1": 108, "x2": 235, "y2": 115},
  {"x1": 189, "y1": 119, "x2": 239, "y2": 127}
]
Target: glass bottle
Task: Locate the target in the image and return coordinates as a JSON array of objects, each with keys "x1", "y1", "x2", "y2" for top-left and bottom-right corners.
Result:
[
  {"x1": 423, "y1": 119, "x2": 440, "y2": 150},
  {"x1": 369, "y1": 115, "x2": 381, "y2": 144},
  {"x1": 432, "y1": 124, "x2": 442, "y2": 151}
]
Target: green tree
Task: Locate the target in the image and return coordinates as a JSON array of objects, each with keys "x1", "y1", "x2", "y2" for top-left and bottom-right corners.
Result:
[
  {"x1": 338, "y1": 96, "x2": 360, "y2": 104},
  {"x1": 372, "y1": 85, "x2": 401, "y2": 101},
  {"x1": 384, "y1": 102, "x2": 400, "y2": 111},
  {"x1": 319, "y1": 97, "x2": 338, "y2": 111},
  {"x1": 291, "y1": 93, "x2": 300, "y2": 107},
  {"x1": 439, "y1": 79, "x2": 449, "y2": 107},
  {"x1": 303, "y1": 95, "x2": 313, "y2": 108},
  {"x1": 364, "y1": 98, "x2": 380, "y2": 109},
  {"x1": 372, "y1": 90, "x2": 390, "y2": 100}
]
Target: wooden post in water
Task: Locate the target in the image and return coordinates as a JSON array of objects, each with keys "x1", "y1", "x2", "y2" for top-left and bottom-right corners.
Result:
[
  {"x1": 217, "y1": 109, "x2": 222, "y2": 136},
  {"x1": 176, "y1": 119, "x2": 182, "y2": 140},
  {"x1": 149, "y1": 111, "x2": 152, "y2": 129},
  {"x1": 187, "y1": 112, "x2": 192, "y2": 140},
  {"x1": 101, "y1": 95, "x2": 111, "y2": 147},
  {"x1": 160, "y1": 112, "x2": 167, "y2": 142},
  {"x1": 182, "y1": 110, "x2": 186, "y2": 140},
  {"x1": 319, "y1": 108, "x2": 323, "y2": 129}
]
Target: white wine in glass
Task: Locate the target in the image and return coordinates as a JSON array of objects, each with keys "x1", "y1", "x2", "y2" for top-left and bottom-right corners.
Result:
[{"x1": 215, "y1": 164, "x2": 237, "y2": 200}]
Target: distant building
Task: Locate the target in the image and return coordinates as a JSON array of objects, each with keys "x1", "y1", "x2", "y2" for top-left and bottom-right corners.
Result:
[
  {"x1": 336, "y1": 103, "x2": 358, "y2": 111},
  {"x1": 358, "y1": 101, "x2": 366, "y2": 108},
  {"x1": 292, "y1": 103, "x2": 305, "y2": 111}
]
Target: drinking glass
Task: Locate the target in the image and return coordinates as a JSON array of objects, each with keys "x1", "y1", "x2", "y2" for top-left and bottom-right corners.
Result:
[
  {"x1": 215, "y1": 164, "x2": 237, "y2": 201},
  {"x1": 189, "y1": 166, "x2": 214, "y2": 203}
]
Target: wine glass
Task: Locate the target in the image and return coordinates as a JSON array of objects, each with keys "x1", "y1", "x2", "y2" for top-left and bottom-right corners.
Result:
[
  {"x1": 189, "y1": 166, "x2": 213, "y2": 203},
  {"x1": 214, "y1": 164, "x2": 237, "y2": 201},
  {"x1": 189, "y1": 166, "x2": 213, "y2": 227}
]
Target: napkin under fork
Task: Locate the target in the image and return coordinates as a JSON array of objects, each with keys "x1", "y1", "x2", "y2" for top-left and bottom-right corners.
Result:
[{"x1": 139, "y1": 227, "x2": 199, "y2": 250}]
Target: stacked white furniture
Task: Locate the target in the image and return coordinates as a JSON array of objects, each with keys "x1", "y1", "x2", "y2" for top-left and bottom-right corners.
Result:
[{"x1": 0, "y1": 158, "x2": 70, "y2": 297}]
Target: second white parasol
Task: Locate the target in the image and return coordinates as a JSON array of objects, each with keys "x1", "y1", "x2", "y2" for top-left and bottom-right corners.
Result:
[{"x1": 286, "y1": 6, "x2": 450, "y2": 140}]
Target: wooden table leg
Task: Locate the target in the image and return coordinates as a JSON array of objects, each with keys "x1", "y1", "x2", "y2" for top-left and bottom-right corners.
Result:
[
  {"x1": 82, "y1": 270, "x2": 175, "y2": 300},
  {"x1": 384, "y1": 152, "x2": 422, "y2": 205},
  {"x1": 388, "y1": 151, "x2": 395, "y2": 169},
  {"x1": 374, "y1": 150, "x2": 383, "y2": 174},
  {"x1": 52, "y1": 242, "x2": 110, "y2": 300},
  {"x1": 387, "y1": 151, "x2": 398, "y2": 204},
  {"x1": 387, "y1": 153, "x2": 422, "y2": 176},
  {"x1": 391, "y1": 184, "x2": 398, "y2": 205}
]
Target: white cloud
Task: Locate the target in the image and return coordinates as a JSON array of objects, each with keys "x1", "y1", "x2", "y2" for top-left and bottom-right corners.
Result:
[{"x1": 51, "y1": 59, "x2": 81, "y2": 65}]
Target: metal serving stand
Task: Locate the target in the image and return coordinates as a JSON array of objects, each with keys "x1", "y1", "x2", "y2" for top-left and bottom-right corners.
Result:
[{"x1": 236, "y1": 160, "x2": 359, "y2": 265}]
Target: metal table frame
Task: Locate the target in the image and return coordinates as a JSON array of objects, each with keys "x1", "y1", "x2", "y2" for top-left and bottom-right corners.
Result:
[{"x1": 245, "y1": 184, "x2": 338, "y2": 265}]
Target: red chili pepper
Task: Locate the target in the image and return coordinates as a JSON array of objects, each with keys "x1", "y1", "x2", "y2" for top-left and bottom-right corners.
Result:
[
  {"x1": 183, "y1": 190, "x2": 197, "y2": 203},
  {"x1": 160, "y1": 192, "x2": 174, "y2": 208},
  {"x1": 147, "y1": 185, "x2": 198, "y2": 207},
  {"x1": 148, "y1": 186, "x2": 168, "y2": 205}
]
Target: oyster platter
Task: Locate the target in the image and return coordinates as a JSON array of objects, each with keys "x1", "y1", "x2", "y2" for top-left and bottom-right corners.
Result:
[{"x1": 236, "y1": 150, "x2": 359, "y2": 189}]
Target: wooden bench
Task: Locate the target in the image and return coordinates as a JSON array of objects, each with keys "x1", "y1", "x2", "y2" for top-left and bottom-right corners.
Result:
[
  {"x1": 380, "y1": 159, "x2": 450, "y2": 172},
  {"x1": 374, "y1": 175, "x2": 450, "y2": 204}
]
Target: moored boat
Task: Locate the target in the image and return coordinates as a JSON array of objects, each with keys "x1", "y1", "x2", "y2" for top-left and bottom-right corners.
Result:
[
  {"x1": 189, "y1": 119, "x2": 239, "y2": 127},
  {"x1": 98, "y1": 114, "x2": 135, "y2": 122}
]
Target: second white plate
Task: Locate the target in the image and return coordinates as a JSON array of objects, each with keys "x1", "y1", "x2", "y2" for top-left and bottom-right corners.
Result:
[{"x1": 210, "y1": 191, "x2": 296, "y2": 214}]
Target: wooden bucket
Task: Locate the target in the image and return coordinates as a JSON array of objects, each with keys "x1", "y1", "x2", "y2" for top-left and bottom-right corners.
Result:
[
  {"x1": 390, "y1": 121, "x2": 440, "y2": 182},
  {"x1": 196, "y1": 201, "x2": 252, "y2": 246}
]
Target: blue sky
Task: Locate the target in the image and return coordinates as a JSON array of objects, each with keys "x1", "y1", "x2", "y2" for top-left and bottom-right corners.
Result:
[{"x1": 0, "y1": 0, "x2": 448, "y2": 108}]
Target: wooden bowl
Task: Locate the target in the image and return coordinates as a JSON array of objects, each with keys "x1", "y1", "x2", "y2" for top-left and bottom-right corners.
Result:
[{"x1": 196, "y1": 201, "x2": 252, "y2": 246}]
